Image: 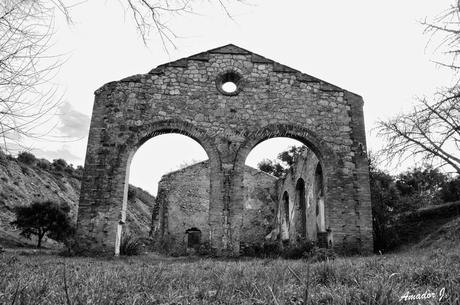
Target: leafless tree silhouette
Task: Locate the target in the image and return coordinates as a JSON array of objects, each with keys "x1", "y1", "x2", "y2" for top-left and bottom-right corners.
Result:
[
  {"x1": 377, "y1": 2, "x2": 460, "y2": 175},
  {"x1": 0, "y1": 1, "x2": 68, "y2": 152},
  {"x1": 422, "y1": 0, "x2": 460, "y2": 70},
  {"x1": 121, "y1": 0, "x2": 244, "y2": 52},
  {"x1": 0, "y1": 0, "x2": 243, "y2": 152},
  {"x1": 376, "y1": 92, "x2": 460, "y2": 174}
]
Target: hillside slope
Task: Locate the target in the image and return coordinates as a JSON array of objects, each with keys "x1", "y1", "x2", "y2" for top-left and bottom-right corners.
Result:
[
  {"x1": 0, "y1": 154, "x2": 155, "y2": 248},
  {"x1": 390, "y1": 201, "x2": 460, "y2": 248},
  {"x1": 416, "y1": 215, "x2": 460, "y2": 249}
]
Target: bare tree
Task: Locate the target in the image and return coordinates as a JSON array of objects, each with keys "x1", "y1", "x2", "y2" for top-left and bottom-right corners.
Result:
[
  {"x1": 0, "y1": 0, "x2": 243, "y2": 152},
  {"x1": 120, "y1": 0, "x2": 244, "y2": 51},
  {"x1": 422, "y1": 0, "x2": 460, "y2": 70},
  {"x1": 377, "y1": 2, "x2": 460, "y2": 175},
  {"x1": 376, "y1": 90, "x2": 460, "y2": 175},
  {"x1": 0, "y1": 1, "x2": 70, "y2": 153}
]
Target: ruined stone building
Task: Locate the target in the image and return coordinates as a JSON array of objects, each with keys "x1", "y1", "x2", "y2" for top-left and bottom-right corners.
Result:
[
  {"x1": 76, "y1": 44, "x2": 373, "y2": 256},
  {"x1": 151, "y1": 148, "x2": 330, "y2": 255},
  {"x1": 151, "y1": 161, "x2": 278, "y2": 254}
]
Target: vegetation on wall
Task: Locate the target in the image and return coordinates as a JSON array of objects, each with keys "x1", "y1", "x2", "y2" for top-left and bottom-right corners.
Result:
[{"x1": 257, "y1": 146, "x2": 306, "y2": 177}]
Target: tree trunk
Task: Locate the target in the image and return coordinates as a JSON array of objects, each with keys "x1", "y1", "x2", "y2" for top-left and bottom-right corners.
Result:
[{"x1": 37, "y1": 232, "x2": 44, "y2": 248}]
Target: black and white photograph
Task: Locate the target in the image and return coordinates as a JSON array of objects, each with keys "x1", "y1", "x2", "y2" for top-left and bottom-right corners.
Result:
[{"x1": 0, "y1": 1, "x2": 459, "y2": 304}]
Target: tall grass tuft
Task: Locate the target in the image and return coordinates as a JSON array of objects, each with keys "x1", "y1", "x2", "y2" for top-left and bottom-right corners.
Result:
[
  {"x1": 120, "y1": 233, "x2": 142, "y2": 256},
  {"x1": 314, "y1": 260, "x2": 337, "y2": 286}
]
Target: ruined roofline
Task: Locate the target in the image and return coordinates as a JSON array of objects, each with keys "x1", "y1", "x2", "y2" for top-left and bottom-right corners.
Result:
[
  {"x1": 95, "y1": 43, "x2": 363, "y2": 100},
  {"x1": 244, "y1": 164, "x2": 280, "y2": 179},
  {"x1": 159, "y1": 160, "x2": 209, "y2": 180},
  {"x1": 159, "y1": 159, "x2": 279, "y2": 181}
]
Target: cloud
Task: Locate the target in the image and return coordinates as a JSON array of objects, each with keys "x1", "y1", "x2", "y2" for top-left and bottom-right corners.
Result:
[
  {"x1": 57, "y1": 102, "x2": 90, "y2": 138},
  {"x1": 33, "y1": 145, "x2": 81, "y2": 164}
]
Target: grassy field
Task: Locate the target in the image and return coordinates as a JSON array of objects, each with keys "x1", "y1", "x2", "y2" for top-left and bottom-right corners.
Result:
[{"x1": 1, "y1": 244, "x2": 459, "y2": 305}]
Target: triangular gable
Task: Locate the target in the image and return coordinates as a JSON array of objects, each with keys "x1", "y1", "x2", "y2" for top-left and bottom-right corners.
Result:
[{"x1": 146, "y1": 44, "x2": 346, "y2": 93}]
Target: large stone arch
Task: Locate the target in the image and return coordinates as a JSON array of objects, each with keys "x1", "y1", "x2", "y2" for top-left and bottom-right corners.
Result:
[
  {"x1": 76, "y1": 44, "x2": 373, "y2": 255},
  {"x1": 235, "y1": 124, "x2": 337, "y2": 246},
  {"x1": 117, "y1": 120, "x2": 219, "y2": 255},
  {"x1": 76, "y1": 119, "x2": 221, "y2": 255}
]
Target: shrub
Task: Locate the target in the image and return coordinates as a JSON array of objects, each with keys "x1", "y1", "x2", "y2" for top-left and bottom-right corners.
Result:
[
  {"x1": 64, "y1": 164, "x2": 74, "y2": 175},
  {"x1": 240, "y1": 242, "x2": 282, "y2": 258},
  {"x1": 73, "y1": 165, "x2": 84, "y2": 178},
  {"x1": 198, "y1": 242, "x2": 211, "y2": 256},
  {"x1": 52, "y1": 159, "x2": 68, "y2": 172},
  {"x1": 36, "y1": 159, "x2": 51, "y2": 170},
  {"x1": 128, "y1": 186, "x2": 137, "y2": 201},
  {"x1": 262, "y1": 241, "x2": 282, "y2": 257},
  {"x1": 307, "y1": 247, "x2": 336, "y2": 262},
  {"x1": 440, "y1": 176, "x2": 460, "y2": 202},
  {"x1": 314, "y1": 261, "x2": 337, "y2": 286},
  {"x1": 120, "y1": 233, "x2": 142, "y2": 256},
  {"x1": 411, "y1": 266, "x2": 444, "y2": 287},
  {"x1": 282, "y1": 239, "x2": 316, "y2": 259},
  {"x1": 240, "y1": 242, "x2": 258, "y2": 257},
  {"x1": 17, "y1": 151, "x2": 36, "y2": 165}
]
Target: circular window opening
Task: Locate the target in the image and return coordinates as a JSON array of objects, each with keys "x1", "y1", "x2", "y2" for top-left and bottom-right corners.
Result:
[
  {"x1": 221, "y1": 81, "x2": 237, "y2": 94},
  {"x1": 216, "y1": 71, "x2": 242, "y2": 96}
]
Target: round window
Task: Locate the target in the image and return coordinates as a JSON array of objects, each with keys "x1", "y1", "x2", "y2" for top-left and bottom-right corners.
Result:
[
  {"x1": 216, "y1": 71, "x2": 242, "y2": 96},
  {"x1": 221, "y1": 81, "x2": 237, "y2": 94}
]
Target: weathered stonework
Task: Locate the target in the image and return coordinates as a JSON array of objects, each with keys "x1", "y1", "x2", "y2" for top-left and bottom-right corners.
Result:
[
  {"x1": 151, "y1": 161, "x2": 277, "y2": 254},
  {"x1": 76, "y1": 44, "x2": 373, "y2": 256},
  {"x1": 275, "y1": 149, "x2": 328, "y2": 246}
]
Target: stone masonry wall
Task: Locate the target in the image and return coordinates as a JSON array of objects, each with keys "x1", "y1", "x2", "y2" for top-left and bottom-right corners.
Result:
[
  {"x1": 153, "y1": 161, "x2": 277, "y2": 254},
  {"x1": 277, "y1": 149, "x2": 323, "y2": 245},
  {"x1": 77, "y1": 44, "x2": 373, "y2": 256}
]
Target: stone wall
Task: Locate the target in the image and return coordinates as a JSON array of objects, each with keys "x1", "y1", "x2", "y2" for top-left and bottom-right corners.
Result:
[
  {"x1": 241, "y1": 166, "x2": 278, "y2": 245},
  {"x1": 77, "y1": 44, "x2": 373, "y2": 256},
  {"x1": 153, "y1": 161, "x2": 277, "y2": 254},
  {"x1": 276, "y1": 149, "x2": 325, "y2": 245}
]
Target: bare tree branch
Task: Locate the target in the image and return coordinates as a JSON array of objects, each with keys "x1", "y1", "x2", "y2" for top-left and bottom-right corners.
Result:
[
  {"x1": 376, "y1": 89, "x2": 460, "y2": 174},
  {"x1": 422, "y1": 0, "x2": 460, "y2": 71},
  {"x1": 120, "y1": 0, "x2": 245, "y2": 52},
  {"x1": 0, "y1": 0, "x2": 245, "y2": 153},
  {"x1": 0, "y1": 0, "x2": 72, "y2": 153}
]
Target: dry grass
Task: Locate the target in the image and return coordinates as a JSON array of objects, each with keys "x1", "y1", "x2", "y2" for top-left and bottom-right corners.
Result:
[{"x1": 0, "y1": 246, "x2": 459, "y2": 305}]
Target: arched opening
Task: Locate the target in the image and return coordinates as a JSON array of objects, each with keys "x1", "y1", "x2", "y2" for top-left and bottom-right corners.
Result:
[
  {"x1": 282, "y1": 191, "x2": 290, "y2": 241},
  {"x1": 283, "y1": 191, "x2": 290, "y2": 228},
  {"x1": 244, "y1": 137, "x2": 308, "y2": 245},
  {"x1": 242, "y1": 132, "x2": 327, "y2": 247},
  {"x1": 295, "y1": 178, "x2": 307, "y2": 239},
  {"x1": 115, "y1": 133, "x2": 210, "y2": 256},
  {"x1": 315, "y1": 163, "x2": 325, "y2": 233}
]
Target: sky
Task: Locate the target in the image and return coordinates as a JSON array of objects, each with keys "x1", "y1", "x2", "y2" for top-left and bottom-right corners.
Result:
[{"x1": 16, "y1": 0, "x2": 456, "y2": 195}]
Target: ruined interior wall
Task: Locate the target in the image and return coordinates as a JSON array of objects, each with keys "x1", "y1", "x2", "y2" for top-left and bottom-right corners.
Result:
[
  {"x1": 277, "y1": 149, "x2": 321, "y2": 244},
  {"x1": 155, "y1": 161, "x2": 210, "y2": 254},
  {"x1": 241, "y1": 167, "x2": 278, "y2": 245},
  {"x1": 155, "y1": 161, "x2": 278, "y2": 253}
]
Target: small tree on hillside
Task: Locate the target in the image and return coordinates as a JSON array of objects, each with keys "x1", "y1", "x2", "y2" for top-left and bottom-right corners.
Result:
[{"x1": 11, "y1": 201, "x2": 74, "y2": 248}]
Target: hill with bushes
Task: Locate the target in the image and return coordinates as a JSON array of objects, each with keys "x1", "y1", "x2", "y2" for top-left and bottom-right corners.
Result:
[{"x1": 0, "y1": 151, "x2": 155, "y2": 249}]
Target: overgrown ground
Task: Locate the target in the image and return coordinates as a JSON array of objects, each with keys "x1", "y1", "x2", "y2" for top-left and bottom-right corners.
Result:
[{"x1": 1, "y1": 244, "x2": 459, "y2": 305}]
